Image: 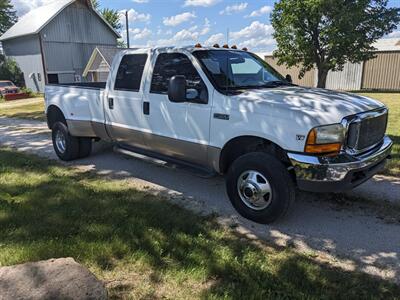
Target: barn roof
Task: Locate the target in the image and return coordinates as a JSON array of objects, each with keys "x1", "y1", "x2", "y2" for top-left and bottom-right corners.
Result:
[
  {"x1": 372, "y1": 38, "x2": 400, "y2": 52},
  {"x1": 0, "y1": 0, "x2": 121, "y2": 41}
]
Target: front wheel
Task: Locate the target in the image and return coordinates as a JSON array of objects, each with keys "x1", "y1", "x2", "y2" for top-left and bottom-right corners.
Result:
[
  {"x1": 51, "y1": 121, "x2": 80, "y2": 161},
  {"x1": 226, "y1": 152, "x2": 295, "y2": 224}
]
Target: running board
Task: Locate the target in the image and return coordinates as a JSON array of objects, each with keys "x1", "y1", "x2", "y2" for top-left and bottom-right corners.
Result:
[{"x1": 113, "y1": 145, "x2": 217, "y2": 179}]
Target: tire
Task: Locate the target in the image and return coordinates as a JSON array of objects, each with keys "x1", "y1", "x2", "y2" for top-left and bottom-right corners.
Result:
[
  {"x1": 51, "y1": 121, "x2": 80, "y2": 161},
  {"x1": 226, "y1": 152, "x2": 295, "y2": 224},
  {"x1": 78, "y1": 137, "x2": 92, "y2": 158}
]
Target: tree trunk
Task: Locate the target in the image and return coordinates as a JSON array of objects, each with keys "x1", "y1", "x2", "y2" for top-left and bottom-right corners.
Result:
[{"x1": 316, "y1": 68, "x2": 328, "y2": 88}]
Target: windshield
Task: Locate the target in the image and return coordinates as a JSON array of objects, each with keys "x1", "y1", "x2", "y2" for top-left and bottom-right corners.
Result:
[
  {"x1": 192, "y1": 50, "x2": 288, "y2": 90},
  {"x1": 0, "y1": 81, "x2": 14, "y2": 88}
]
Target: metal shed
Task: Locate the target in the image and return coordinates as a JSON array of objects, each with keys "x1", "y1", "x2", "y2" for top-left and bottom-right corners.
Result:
[
  {"x1": 362, "y1": 39, "x2": 400, "y2": 90},
  {"x1": 262, "y1": 38, "x2": 400, "y2": 91},
  {"x1": 261, "y1": 54, "x2": 315, "y2": 87},
  {"x1": 0, "y1": 0, "x2": 121, "y2": 92}
]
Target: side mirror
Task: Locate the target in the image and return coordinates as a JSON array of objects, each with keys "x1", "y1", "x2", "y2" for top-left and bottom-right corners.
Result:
[
  {"x1": 168, "y1": 75, "x2": 186, "y2": 103},
  {"x1": 285, "y1": 74, "x2": 292, "y2": 83}
]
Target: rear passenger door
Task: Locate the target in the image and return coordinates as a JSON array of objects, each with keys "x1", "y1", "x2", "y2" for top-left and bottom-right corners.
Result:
[
  {"x1": 142, "y1": 52, "x2": 212, "y2": 167},
  {"x1": 105, "y1": 52, "x2": 149, "y2": 148}
]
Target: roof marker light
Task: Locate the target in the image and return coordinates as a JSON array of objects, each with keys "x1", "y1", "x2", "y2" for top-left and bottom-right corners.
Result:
[
  {"x1": 231, "y1": 45, "x2": 237, "y2": 49},
  {"x1": 213, "y1": 44, "x2": 220, "y2": 48},
  {"x1": 222, "y1": 44, "x2": 229, "y2": 48},
  {"x1": 242, "y1": 47, "x2": 248, "y2": 51},
  {"x1": 194, "y1": 43, "x2": 202, "y2": 48}
]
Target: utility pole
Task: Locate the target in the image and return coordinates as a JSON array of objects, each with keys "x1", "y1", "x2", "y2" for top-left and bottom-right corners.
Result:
[{"x1": 125, "y1": 10, "x2": 130, "y2": 48}]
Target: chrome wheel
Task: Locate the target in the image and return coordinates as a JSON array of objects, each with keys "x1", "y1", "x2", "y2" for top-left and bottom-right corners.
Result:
[
  {"x1": 237, "y1": 170, "x2": 272, "y2": 210},
  {"x1": 55, "y1": 130, "x2": 66, "y2": 154}
]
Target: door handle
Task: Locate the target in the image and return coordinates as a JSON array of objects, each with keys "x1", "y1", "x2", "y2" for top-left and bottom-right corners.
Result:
[
  {"x1": 143, "y1": 101, "x2": 150, "y2": 115},
  {"x1": 108, "y1": 97, "x2": 114, "y2": 109}
]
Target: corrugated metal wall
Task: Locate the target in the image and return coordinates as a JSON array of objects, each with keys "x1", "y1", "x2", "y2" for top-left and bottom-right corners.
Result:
[
  {"x1": 2, "y1": 35, "x2": 45, "y2": 92},
  {"x1": 40, "y1": 0, "x2": 117, "y2": 84},
  {"x1": 325, "y1": 62, "x2": 363, "y2": 91},
  {"x1": 264, "y1": 56, "x2": 315, "y2": 87},
  {"x1": 362, "y1": 52, "x2": 400, "y2": 90}
]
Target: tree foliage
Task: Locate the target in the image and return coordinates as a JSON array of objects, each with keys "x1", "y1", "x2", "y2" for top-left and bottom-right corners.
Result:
[
  {"x1": 91, "y1": 0, "x2": 121, "y2": 31},
  {"x1": 0, "y1": 54, "x2": 24, "y2": 86},
  {"x1": 0, "y1": 0, "x2": 17, "y2": 35},
  {"x1": 271, "y1": 0, "x2": 400, "y2": 88}
]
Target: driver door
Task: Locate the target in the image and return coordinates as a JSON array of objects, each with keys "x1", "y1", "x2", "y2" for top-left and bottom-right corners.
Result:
[{"x1": 142, "y1": 52, "x2": 212, "y2": 167}]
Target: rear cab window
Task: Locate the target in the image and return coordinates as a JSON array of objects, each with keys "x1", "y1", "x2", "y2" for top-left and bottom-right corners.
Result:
[{"x1": 114, "y1": 54, "x2": 148, "y2": 92}]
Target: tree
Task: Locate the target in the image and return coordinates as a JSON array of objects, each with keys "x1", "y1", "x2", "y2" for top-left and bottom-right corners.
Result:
[
  {"x1": 0, "y1": 54, "x2": 24, "y2": 86},
  {"x1": 91, "y1": 0, "x2": 121, "y2": 31},
  {"x1": 271, "y1": 0, "x2": 400, "y2": 88},
  {"x1": 0, "y1": 0, "x2": 17, "y2": 35}
]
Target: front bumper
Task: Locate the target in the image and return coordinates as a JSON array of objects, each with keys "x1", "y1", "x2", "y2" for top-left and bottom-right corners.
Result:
[{"x1": 287, "y1": 136, "x2": 393, "y2": 192}]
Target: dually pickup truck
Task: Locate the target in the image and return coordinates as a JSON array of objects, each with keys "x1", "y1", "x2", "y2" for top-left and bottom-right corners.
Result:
[{"x1": 45, "y1": 46, "x2": 393, "y2": 223}]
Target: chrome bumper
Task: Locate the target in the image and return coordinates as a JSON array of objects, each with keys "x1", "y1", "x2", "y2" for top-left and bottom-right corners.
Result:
[{"x1": 287, "y1": 136, "x2": 393, "y2": 192}]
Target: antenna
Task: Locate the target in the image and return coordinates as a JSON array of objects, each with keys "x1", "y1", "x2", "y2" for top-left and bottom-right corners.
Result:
[{"x1": 226, "y1": 28, "x2": 229, "y2": 45}]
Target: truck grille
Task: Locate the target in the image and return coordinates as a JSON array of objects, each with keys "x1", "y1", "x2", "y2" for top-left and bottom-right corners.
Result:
[{"x1": 346, "y1": 110, "x2": 388, "y2": 152}]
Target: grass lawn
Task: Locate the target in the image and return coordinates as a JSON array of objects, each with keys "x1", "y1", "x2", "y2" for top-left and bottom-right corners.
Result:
[
  {"x1": 358, "y1": 93, "x2": 400, "y2": 177},
  {"x1": 0, "y1": 93, "x2": 398, "y2": 176},
  {"x1": 0, "y1": 97, "x2": 45, "y2": 121},
  {"x1": 0, "y1": 148, "x2": 399, "y2": 299}
]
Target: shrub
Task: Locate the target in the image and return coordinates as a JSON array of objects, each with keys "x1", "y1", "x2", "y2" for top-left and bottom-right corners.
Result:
[{"x1": 0, "y1": 54, "x2": 24, "y2": 87}]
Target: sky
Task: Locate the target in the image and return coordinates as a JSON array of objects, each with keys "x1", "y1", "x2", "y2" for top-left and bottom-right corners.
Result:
[{"x1": 10, "y1": 0, "x2": 400, "y2": 53}]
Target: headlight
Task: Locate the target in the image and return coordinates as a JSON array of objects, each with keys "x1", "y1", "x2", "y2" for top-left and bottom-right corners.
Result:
[{"x1": 305, "y1": 124, "x2": 345, "y2": 155}]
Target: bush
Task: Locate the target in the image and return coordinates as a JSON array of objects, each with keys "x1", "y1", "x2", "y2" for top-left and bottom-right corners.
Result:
[
  {"x1": 0, "y1": 54, "x2": 24, "y2": 87},
  {"x1": 20, "y1": 87, "x2": 33, "y2": 97}
]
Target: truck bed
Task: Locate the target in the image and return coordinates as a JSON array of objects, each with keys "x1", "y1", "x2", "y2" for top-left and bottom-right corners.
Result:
[{"x1": 45, "y1": 83, "x2": 106, "y2": 137}]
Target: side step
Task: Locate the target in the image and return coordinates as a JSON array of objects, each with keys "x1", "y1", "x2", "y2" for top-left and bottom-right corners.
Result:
[{"x1": 113, "y1": 145, "x2": 217, "y2": 179}]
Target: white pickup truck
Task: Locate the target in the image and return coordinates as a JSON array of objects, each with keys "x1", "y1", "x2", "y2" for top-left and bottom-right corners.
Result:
[{"x1": 45, "y1": 46, "x2": 392, "y2": 223}]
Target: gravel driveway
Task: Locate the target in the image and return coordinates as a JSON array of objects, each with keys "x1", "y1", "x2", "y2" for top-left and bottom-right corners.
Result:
[{"x1": 1, "y1": 116, "x2": 400, "y2": 284}]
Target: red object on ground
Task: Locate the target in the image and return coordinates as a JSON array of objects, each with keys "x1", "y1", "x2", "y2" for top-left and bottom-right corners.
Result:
[{"x1": 4, "y1": 93, "x2": 29, "y2": 101}]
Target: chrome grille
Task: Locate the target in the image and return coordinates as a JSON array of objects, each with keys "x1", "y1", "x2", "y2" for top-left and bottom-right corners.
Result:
[{"x1": 346, "y1": 109, "x2": 388, "y2": 152}]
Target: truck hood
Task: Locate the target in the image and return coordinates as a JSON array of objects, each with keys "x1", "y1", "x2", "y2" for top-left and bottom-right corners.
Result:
[{"x1": 236, "y1": 86, "x2": 384, "y2": 125}]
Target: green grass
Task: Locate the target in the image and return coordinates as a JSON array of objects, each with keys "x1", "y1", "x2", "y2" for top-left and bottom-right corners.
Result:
[
  {"x1": 0, "y1": 149, "x2": 399, "y2": 299},
  {"x1": 357, "y1": 93, "x2": 400, "y2": 177},
  {"x1": 0, "y1": 97, "x2": 45, "y2": 121}
]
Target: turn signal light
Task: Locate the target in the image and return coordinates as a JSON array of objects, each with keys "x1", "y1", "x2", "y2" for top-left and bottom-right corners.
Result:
[
  {"x1": 305, "y1": 143, "x2": 342, "y2": 155},
  {"x1": 304, "y1": 129, "x2": 342, "y2": 155}
]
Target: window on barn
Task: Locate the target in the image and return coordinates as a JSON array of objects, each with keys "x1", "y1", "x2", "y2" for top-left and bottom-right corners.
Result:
[{"x1": 48, "y1": 74, "x2": 59, "y2": 84}]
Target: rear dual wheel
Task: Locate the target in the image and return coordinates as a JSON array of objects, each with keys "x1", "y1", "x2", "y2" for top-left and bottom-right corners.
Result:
[
  {"x1": 226, "y1": 152, "x2": 295, "y2": 224},
  {"x1": 52, "y1": 121, "x2": 92, "y2": 161}
]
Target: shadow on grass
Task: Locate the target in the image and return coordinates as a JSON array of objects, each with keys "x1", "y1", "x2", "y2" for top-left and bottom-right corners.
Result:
[
  {"x1": 0, "y1": 149, "x2": 399, "y2": 298},
  {"x1": 0, "y1": 111, "x2": 45, "y2": 121},
  {"x1": 383, "y1": 134, "x2": 400, "y2": 177}
]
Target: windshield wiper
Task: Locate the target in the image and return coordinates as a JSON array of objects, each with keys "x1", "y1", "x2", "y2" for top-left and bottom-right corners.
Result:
[
  {"x1": 263, "y1": 81, "x2": 293, "y2": 87},
  {"x1": 220, "y1": 81, "x2": 293, "y2": 90}
]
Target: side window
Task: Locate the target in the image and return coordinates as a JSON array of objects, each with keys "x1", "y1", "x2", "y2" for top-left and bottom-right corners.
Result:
[
  {"x1": 150, "y1": 53, "x2": 207, "y2": 102},
  {"x1": 114, "y1": 54, "x2": 147, "y2": 92}
]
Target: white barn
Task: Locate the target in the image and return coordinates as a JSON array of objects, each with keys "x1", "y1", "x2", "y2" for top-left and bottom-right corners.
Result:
[{"x1": 0, "y1": 0, "x2": 121, "y2": 92}]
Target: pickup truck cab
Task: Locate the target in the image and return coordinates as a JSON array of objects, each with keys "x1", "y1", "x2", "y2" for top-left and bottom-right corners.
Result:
[{"x1": 45, "y1": 45, "x2": 392, "y2": 223}]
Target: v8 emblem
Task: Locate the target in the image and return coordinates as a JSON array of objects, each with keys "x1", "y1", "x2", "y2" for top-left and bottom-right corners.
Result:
[{"x1": 296, "y1": 135, "x2": 305, "y2": 141}]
